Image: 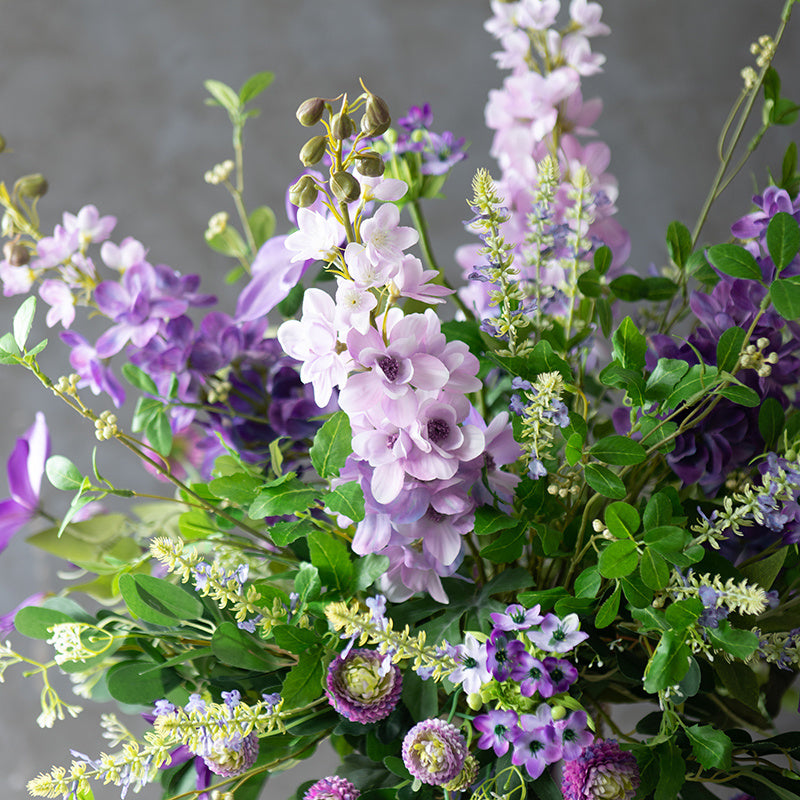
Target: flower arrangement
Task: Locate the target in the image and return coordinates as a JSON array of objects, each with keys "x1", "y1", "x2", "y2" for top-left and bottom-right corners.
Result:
[{"x1": 1, "y1": 2, "x2": 800, "y2": 800}]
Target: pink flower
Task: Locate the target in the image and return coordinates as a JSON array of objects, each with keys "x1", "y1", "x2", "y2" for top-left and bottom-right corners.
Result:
[
  {"x1": 63, "y1": 205, "x2": 116, "y2": 247},
  {"x1": 100, "y1": 236, "x2": 148, "y2": 272},
  {"x1": 359, "y1": 203, "x2": 419, "y2": 267},
  {"x1": 284, "y1": 208, "x2": 345, "y2": 263},
  {"x1": 39, "y1": 279, "x2": 75, "y2": 328}
]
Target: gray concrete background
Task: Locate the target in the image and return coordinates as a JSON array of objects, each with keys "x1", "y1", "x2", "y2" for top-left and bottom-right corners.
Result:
[{"x1": 1, "y1": 1, "x2": 799, "y2": 797}]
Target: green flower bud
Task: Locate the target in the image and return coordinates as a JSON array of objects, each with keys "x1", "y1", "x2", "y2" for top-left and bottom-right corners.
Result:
[
  {"x1": 299, "y1": 135, "x2": 328, "y2": 167},
  {"x1": 355, "y1": 150, "x2": 385, "y2": 177},
  {"x1": 295, "y1": 97, "x2": 326, "y2": 127},
  {"x1": 14, "y1": 173, "x2": 48, "y2": 199},
  {"x1": 550, "y1": 705, "x2": 567, "y2": 721},
  {"x1": 3, "y1": 241, "x2": 29, "y2": 267},
  {"x1": 330, "y1": 170, "x2": 360, "y2": 203},
  {"x1": 289, "y1": 175, "x2": 320, "y2": 208},
  {"x1": 466, "y1": 693, "x2": 483, "y2": 711},
  {"x1": 362, "y1": 93, "x2": 391, "y2": 136},
  {"x1": 331, "y1": 112, "x2": 355, "y2": 140}
]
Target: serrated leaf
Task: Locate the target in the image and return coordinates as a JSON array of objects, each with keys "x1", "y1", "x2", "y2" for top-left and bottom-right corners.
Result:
[
  {"x1": 706, "y1": 243, "x2": 763, "y2": 281},
  {"x1": 598, "y1": 539, "x2": 639, "y2": 579},
  {"x1": 208, "y1": 473, "x2": 263, "y2": 506},
  {"x1": 706, "y1": 620, "x2": 759, "y2": 659},
  {"x1": 238, "y1": 71, "x2": 274, "y2": 104},
  {"x1": 13, "y1": 296, "x2": 36, "y2": 351},
  {"x1": 655, "y1": 742, "x2": 686, "y2": 800},
  {"x1": 267, "y1": 519, "x2": 311, "y2": 547},
  {"x1": 309, "y1": 411, "x2": 352, "y2": 478},
  {"x1": 590, "y1": 435, "x2": 646, "y2": 465},
  {"x1": 281, "y1": 654, "x2": 325, "y2": 707},
  {"x1": 595, "y1": 584, "x2": 620, "y2": 628},
  {"x1": 767, "y1": 211, "x2": 800, "y2": 272},
  {"x1": 46, "y1": 455, "x2": 83, "y2": 491},
  {"x1": 584, "y1": 463, "x2": 626, "y2": 499},
  {"x1": 611, "y1": 316, "x2": 647, "y2": 371},
  {"x1": 644, "y1": 630, "x2": 691, "y2": 693},
  {"x1": 121, "y1": 363, "x2": 158, "y2": 395},
  {"x1": 645, "y1": 358, "x2": 690, "y2": 400},
  {"x1": 665, "y1": 363, "x2": 719, "y2": 408},
  {"x1": 667, "y1": 220, "x2": 692, "y2": 268},
  {"x1": 716, "y1": 326, "x2": 747, "y2": 373},
  {"x1": 686, "y1": 725, "x2": 732, "y2": 770},
  {"x1": 770, "y1": 276, "x2": 800, "y2": 320},
  {"x1": 325, "y1": 481, "x2": 365, "y2": 522},
  {"x1": 249, "y1": 476, "x2": 317, "y2": 518}
]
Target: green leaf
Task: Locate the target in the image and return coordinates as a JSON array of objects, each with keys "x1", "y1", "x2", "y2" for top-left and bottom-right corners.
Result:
[
  {"x1": 665, "y1": 598, "x2": 703, "y2": 630},
  {"x1": 740, "y1": 546, "x2": 787, "y2": 591},
  {"x1": 590, "y1": 435, "x2": 646, "y2": 465},
  {"x1": 665, "y1": 363, "x2": 718, "y2": 408},
  {"x1": 767, "y1": 211, "x2": 800, "y2": 272},
  {"x1": 770, "y1": 276, "x2": 800, "y2": 319},
  {"x1": 119, "y1": 574, "x2": 203, "y2": 626},
  {"x1": 655, "y1": 742, "x2": 686, "y2": 800},
  {"x1": 247, "y1": 205, "x2": 276, "y2": 249},
  {"x1": 474, "y1": 506, "x2": 521, "y2": 536},
  {"x1": 620, "y1": 574, "x2": 653, "y2": 608},
  {"x1": 686, "y1": 725, "x2": 732, "y2": 770},
  {"x1": 719, "y1": 384, "x2": 761, "y2": 407},
  {"x1": 480, "y1": 522, "x2": 526, "y2": 563},
  {"x1": 204, "y1": 78, "x2": 240, "y2": 114},
  {"x1": 121, "y1": 363, "x2": 159, "y2": 395},
  {"x1": 208, "y1": 473, "x2": 263, "y2": 506},
  {"x1": 596, "y1": 297, "x2": 613, "y2": 337},
  {"x1": 13, "y1": 296, "x2": 36, "y2": 351},
  {"x1": 643, "y1": 276, "x2": 679, "y2": 301},
  {"x1": 325, "y1": 481, "x2": 365, "y2": 522},
  {"x1": 309, "y1": 411, "x2": 352, "y2": 478},
  {"x1": 14, "y1": 606, "x2": 75, "y2": 639},
  {"x1": 715, "y1": 659, "x2": 760, "y2": 708},
  {"x1": 281, "y1": 654, "x2": 325, "y2": 707},
  {"x1": 640, "y1": 547, "x2": 670, "y2": 590},
  {"x1": 645, "y1": 358, "x2": 690, "y2": 400},
  {"x1": 145, "y1": 411, "x2": 173, "y2": 458},
  {"x1": 273, "y1": 625, "x2": 320, "y2": 655},
  {"x1": 644, "y1": 630, "x2": 691, "y2": 693},
  {"x1": 759, "y1": 397, "x2": 785, "y2": 450},
  {"x1": 706, "y1": 620, "x2": 759, "y2": 659},
  {"x1": 307, "y1": 529, "x2": 353, "y2": 593},
  {"x1": 611, "y1": 316, "x2": 647, "y2": 371},
  {"x1": 595, "y1": 584, "x2": 621, "y2": 628},
  {"x1": 716, "y1": 326, "x2": 747, "y2": 374},
  {"x1": 764, "y1": 66, "x2": 781, "y2": 102},
  {"x1": 353, "y1": 554, "x2": 390, "y2": 591},
  {"x1": 178, "y1": 509, "x2": 218, "y2": 540},
  {"x1": 594, "y1": 245, "x2": 612, "y2": 275},
  {"x1": 584, "y1": 463, "x2": 626, "y2": 499},
  {"x1": 238, "y1": 71, "x2": 274, "y2": 104},
  {"x1": 643, "y1": 493, "x2": 673, "y2": 530},
  {"x1": 266, "y1": 519, "x2": 310, "y2": 547},
  {"x1": 106, "y1": 660, "x2": 180, "y2": 707},
  {"x1": 529, "y1": 339, "x2": 572, "y2": 381},
  {"x1": 212, "y1": 621, "x2": 286, "y2": 671},
  {"x1": 46, "y1": 455, "x2": 83, "y2": 491},
  {"x1": 706, "y1": 243, "x2": 763, "y2": 281},
  {"x1": 598, "y1": 539, "x2": 639, "y2": 579},
  {"x1": 205, "y1": 226, "x2": 247, "y2": 258},
  {"x1": 565, "y1": 431, "x2": 583, "y2": 466},
  {"x1": 609, "y1": 273, "x2": 647, "y2": 301},
  {"x1": 770, "y1": 97, "x2": 800, "y2": 126},
  {"x1": 667, "y1": 220, "x2": 692, "y2": 268},
  {"x1": 249, "y1": 475, "x2": 317, "y2": 518},
  {"x1": 0, "y1": 331, "x2": 20, "y2": 362},
  {"x1": 604, "y1": 501, "x2": 640, "y2": 538},
  {"x1": 574, "y1": 566, "x2": 601, "y2": 598}
]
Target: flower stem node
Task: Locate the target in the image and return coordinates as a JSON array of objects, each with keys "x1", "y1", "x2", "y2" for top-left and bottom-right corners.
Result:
[
  {"x1": 330, "y1": 171, "x2": 361, "y2": 203},
  {"x1": 299, "y1": 135, "x2": 328, "y2": 167},
  {"x1": 296, "y1": 97, "x2": 326, "y2": 127},
  {"x1": 289, "y1": 175, "x2": 320, "y2": 208}
]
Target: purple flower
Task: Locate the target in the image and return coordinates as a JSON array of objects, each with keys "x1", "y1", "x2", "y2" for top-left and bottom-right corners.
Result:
[
  {"x1": 473, "y1": 708, "x2": 519, "y2": 756},
  {"x1": 561, "y1": 738, "x2": 640, "y2": 800},
  {"x1": 450, "y1": 633, "x2": 492, "y2": 694},
  {"x1": 510, "y1": 651, "x2": 552, "y2": 697},
  {"x1": 303, "y1": 776, "x2": 360, "y2": 800},
  {"x1": 542, "y1": 656, "x2": 579, "y2": 694},
  {"x1": 325, "y1": 648, "x2": 402, "y2": 724},
  {"x1": 401, "y1": 719, "x2": 467, "y2": 785},
  {"x1": 490, "y1": 603, "x2": 544, "y2": 631},
  {"x1": 486, "y1": 629, "x2": 527, "y2": 681},
  {"x1": 555, "y1": 710, "x2": 595, "y2": 761},
  {"x1": 510, "y1": 706, "x2": 562, "y2": 779},
  {"x1": 0, "y1": 592, "x2": 47, "y2": 637},
  {"x1": 527, "y1": 613, "x2": 588, "y2": 653},
  {"x1": 0, "y1": 413, "x2": 49, "y2": 554}
]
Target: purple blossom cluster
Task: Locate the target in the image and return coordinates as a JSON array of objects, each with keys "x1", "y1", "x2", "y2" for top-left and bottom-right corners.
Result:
[
  {"x1": 648, "y1": 185, "x2": 800, "y2": 494},
  {"x1": 277, "y1": 174, "x2": 523, "y2": 602},
  {"x1": 303, "y1": 776, "x2": 360, "y2": 800},
  {"x1": 401, "y1": 718, "x2": 468, "y2": 786},
  {"x1": 457, "y1": 0, "x2": 629, "y2": 320},
  {"x1": 393, "y1": 103, "x2": 468, "y2": 176},
  {"x1": 561, "y1": 738, "x2": 640, "y2": 800}
]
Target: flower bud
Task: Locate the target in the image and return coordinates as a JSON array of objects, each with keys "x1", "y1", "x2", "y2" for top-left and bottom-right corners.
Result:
[
  {"x1": 362, "y1": 94, "x2": 391, "y2": 136},
  {"x1": 550, "y1": 704, "x2": 567, "y2": 721},
  {"x1": 289, "y1": 175, "x2": 319, "y2": 208},
  {"x1": 355, "y1": 150, "x2": 385, "y2": 177},
  {"x1": 331, "y1": 112, "x2": 355, "y2": 141},
  {"x1": 3, "y1": 241, "x2": 29, "y2": 267},
  {"x1": 296, "y1": 97, "x2": 326, "y2": 127},
  {"x1": 330, "y1": 171, "x2": 360, "y2": 203},
  {"x1": 466, "y1": 692, "x2": 483, "y2": 711},
  {"x1": 14, "y1": 173, "x2": 48, "y2": 199},
  {"x1": 299, "y1": 135, "x2": 328, "y2": 167}
]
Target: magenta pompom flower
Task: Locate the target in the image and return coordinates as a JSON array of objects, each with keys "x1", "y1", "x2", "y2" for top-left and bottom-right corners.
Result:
[
  {"x1": 325, "y1": 648, "x2": 402, "y2": 724},
  {"x1": 303, "y1": 775, "x2": 360, "y2": 800},
  {"x1": 201, "y1": 731, "x2": 259, "y2": 777},
  {"x1": 401, "y1": 719, "x2": 468, "y2": 785},
  {"x1": 561, "y1": 738, "x2": 640, "y2": 800}
]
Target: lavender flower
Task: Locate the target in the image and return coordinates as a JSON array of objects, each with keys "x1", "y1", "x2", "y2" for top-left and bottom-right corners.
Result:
[
  {"x1": 490, "y1": 603, "x2": 544, "y2": 631},
  {"x1": 401, "y1": 719, "x2": 467, "y2": 785},
  {"x1": 528, "y1": 613, "x2": 589, "y2": 654},
  {"x1": 510, "y1": 706, "x2": 562, "y2": 779},
  {"x1": 303, "y1": 775, "x2": 360, "y2": 800},
  {"x1": 556, "y1": 710, "x2": 595, "y2": 761},
  {"x1": 473, "y1": 708, "x2": 519, "y2": 756},
  {"x1": 450, "y1": 633, "x2": 492, "y2": 694},
  {"x1": 325, "y1": 648, "x2": 402, "y2": 723},
  {"x1": 486, "y1": 629, "x2": 527, "y2": 681},
  {"x1": 561, "y1": 739, "x2": 640, "y2": 800}
]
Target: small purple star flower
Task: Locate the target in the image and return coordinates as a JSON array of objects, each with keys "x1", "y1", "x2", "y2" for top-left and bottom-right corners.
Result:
[
  {"x1": 556, "y1": 710, "x2": 595, "y2": 761},
  {"x1": 510, "y1": 651, "x2": 552, "y2": 698},
  {"x1": 542, "y1": 656, "x2": 579, "y2": 695},
  {"x1": 473, "y1": 708, "x2": 519, "y2": 756},
  {"x1": 528, "y1": 613, "x2": 589, "y2": 654},
  {"x1": 486, "y1": 629, "x2": 527, "y2": 681},
  {"x1": 510, "y1": 706, "x2": 562, "y2": 779},
  {"x1": 490, "y1": 603, "x2": 544, "y2": 631}
]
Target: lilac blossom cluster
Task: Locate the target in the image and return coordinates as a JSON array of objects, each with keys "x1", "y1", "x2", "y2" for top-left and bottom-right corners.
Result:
[
  {"x1": 649, "y1": 186, "x2": 800, "y2": 494},
  {"x1": 453, "y1": 604, "x2": 590, "y2": 779},
  {"x1": 392, "y1": 103, "x2": 468, "y2": 176},
  {"x1": 277, "y1": 173, "x2": 522, "y2": 603},
  {"x1": 457, "y1": 0, "x2": 629, "y2": 321}
]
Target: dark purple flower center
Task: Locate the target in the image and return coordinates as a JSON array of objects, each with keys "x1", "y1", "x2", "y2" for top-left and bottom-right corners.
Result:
[
  {"x1": 427, "y1": 418, "x2": 450, "y2": 444},
  {"x1": 528, "y1": 666, "x2": 542, "y2": 680},
  {"x1": 550, "y1": 667, "x2": 564, "y2": 682},
  {"x1": 387, "y1": 432, "x2": 399, "y2": 449},
  {"x1": 378, "y1": 355, "x2": 400, "y2": 382},
  {"x1": 563, "y1": 728, "x2": 576, "y2": 742},
  {"x1": 463, "y1": 655, "x2": 478, "y2": 669},
  {"x1": 552, "y1": 627, "x2": 566, "y2": 641},
  {"x1": 528, "y1": 739, "x2": 543, "y2": 755},
  {"x1": 425, "y1": 506, "x2": 446, "y2": 523},
  {"x1": 494, "y1": 724, "x2": 509, "y2": 738}
]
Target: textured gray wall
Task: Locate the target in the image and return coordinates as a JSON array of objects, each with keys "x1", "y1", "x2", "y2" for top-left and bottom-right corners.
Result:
[{"x1": 1, "y1": 1, "x2": 798, "y2": 797}]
